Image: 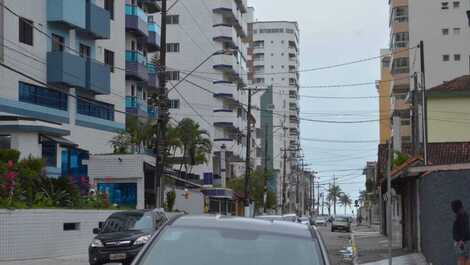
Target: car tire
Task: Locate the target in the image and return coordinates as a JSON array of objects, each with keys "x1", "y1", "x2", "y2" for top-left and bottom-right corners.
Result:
[{"x1": 89, "y1": 261, "x2": 102, "y2": 265}]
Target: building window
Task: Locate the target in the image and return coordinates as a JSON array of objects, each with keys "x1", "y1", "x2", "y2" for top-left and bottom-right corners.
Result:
[
  {"x1": 454, "y1": 54, "x2": 461, "y2": 61},
  {"x1": 391, "y1": 32, "x2": 409, "y2": 48},
  {"x1": 19, "y1": 17, "x2": 34, "y2": 46},
  {"x1": 166, "y1": 43, "x2": 180, "y2": 52},
  {"x1": 393, "y1": 6, "x2": 408, "y2": 23},
  {"x1": 77, "y1": 98, "x2": 114, "y2": 121},
  {"x1": 51, "y1": 34, "x2": 64, "y2": 52},
  {"x1": 169, "y1": 99, "x2": 180, "y2": 109},
  {"x1": 104, "y1": 49, "x2": 115, "y2": 72},
  {"x1": 253, "y1": 41, "x2": 264, "y2": 48},
  {"x1": 271, "y1": 65, "x2": 274, "y2": 69},
  {"x1": 104, "y1": 0, "x2": 114, "y2": 20},
  {"x1": 401, "y1": 119, "x2": 411, "y2": 126},
  {"x1": 0, "y1": 135, "x2": 11, "y2": 149},
  {"x1": 442, "y1": 28, "x2": 449, "y2": 35},
  {"x1": 79, "y1": 44, "x2": 90, "y2": 59},
  {"x1": 453, "y1": 1, "x2": 460, "y2": 8},
  {"x1": 453, "y1": 27, "x2": 461, "y2": 35},
  {"x1": 254, "y1": 65, "x2": 265, "y2": 73},
  {"x1": 41, "y1": 139, "x2": 57, "y2": 167},
  {"x1": 392, "y1": 57, "x2": 409, "y2": 74},
  {"x1": 255, "y1": 78, "x2": 265, "y2": 84},
  {"x1": 253, "y1": 53, "x2": 264, "y2": 61},
  {"x1": 166, "y1": 15, "x2": 179, "y2": 24},
  {"x1": 441, "y1": 2, "x2": 449, "y2": 9},
  {"x1": 443, "y1": 54, "x2": 450, "y2": 61},
  {"x1": 19, "y1": 82, "x2": 68, "y2": 110},
  {"x1": 167, "y1": 71, "x2": 180, "y2": 81}
]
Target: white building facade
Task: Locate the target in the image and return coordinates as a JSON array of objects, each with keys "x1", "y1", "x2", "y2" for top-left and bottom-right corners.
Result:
[
  {"x1": 249, "y1": 21, "x2": 300, "y2": 210},
  {"x1": 161, "y1": 0, "x2": 253, "y2": 184},
  {"x1": 0, "y1": 0, "x2": 130, "y2": 177},
  {"x1": 388, "y1": 0, "x2": 470, "y2": 150}
]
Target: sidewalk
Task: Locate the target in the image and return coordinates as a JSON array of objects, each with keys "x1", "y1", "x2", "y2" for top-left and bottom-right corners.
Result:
[{"x1": 352, "y1": 225, "x2": 426, "y2": 265}]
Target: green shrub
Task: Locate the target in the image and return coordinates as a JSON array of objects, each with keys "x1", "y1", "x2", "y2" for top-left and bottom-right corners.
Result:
[{"x1": 0, "y1": 149, "x2": 20, "y2": 163}]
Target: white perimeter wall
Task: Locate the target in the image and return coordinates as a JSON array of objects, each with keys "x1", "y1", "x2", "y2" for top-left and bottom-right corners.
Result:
[{"x1": 0, "y1": 209, "x2": 117, "y2": 261}]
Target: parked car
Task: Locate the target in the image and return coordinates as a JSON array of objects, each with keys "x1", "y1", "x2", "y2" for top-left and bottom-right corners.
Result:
[
  {"x1": 88, "y1": 209, "x2": 170, "y2": 265},
  {"x1": 299, "y1": 216, "x2": 314, "y2": 225},
  {"x1": 130, "y1": 215, "x2": 332, "y2": 265},
  {"x1": 331, "y1": 216, "x2": 352, "y2": 232},
  {"x1": 282, "y1": 213, "x2": 300, "y2": 222},
  {"x1": 314, "y1": 216, "x2": 329, "y2": 226},
  {"x1": 255, "y1": 215, "x2": 284, "y2": 221}
]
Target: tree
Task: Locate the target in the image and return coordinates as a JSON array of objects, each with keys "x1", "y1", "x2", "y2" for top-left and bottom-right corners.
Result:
[
  {"x1": 339, "y1": 193, "x2": 352, "y2": 215},
  {"x1": 327, "y1": 184, "x2": 342, "y2": 216},
  {"x1": 111, "y1": 117, "x2": 155, "y2": 154},
  {"x1": 227, "y1": 169, "x2": 277, "y2": 213},
  {"x1": 176, "y1": 119, "x2": 212, "y2": 175}
]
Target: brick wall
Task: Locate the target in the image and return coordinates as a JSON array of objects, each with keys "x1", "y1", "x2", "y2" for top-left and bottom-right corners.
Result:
[
  {"x1": 0, "y1": 209, "x2": 117, "y2": 261},
  {"x1": 419, "y1": 170, "x2": 470, "y2": 265}
]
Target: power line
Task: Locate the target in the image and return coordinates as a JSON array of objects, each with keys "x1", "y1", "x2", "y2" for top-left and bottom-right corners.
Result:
[{"x1": 301, "y1": 137, "x2": 378, "y2": 143}]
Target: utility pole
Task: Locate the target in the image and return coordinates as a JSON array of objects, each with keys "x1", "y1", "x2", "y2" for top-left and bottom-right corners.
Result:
[
  {"x1": 387, "y1": 140, "x2": 393, "y2": 265},
  {"x1": 281, "y1": 146, "x2": 287, "y2": 214},
  {"x1": 317, "y1": 180, "x2": 320, "y2": 215},
  {"x1": 333, "y1": 175, "x2": 337, "y2": 216},
  {"x1": 419, "y1": 40, "x2": 428, "y2": 165},
  {"x1": 241, "y1": 87, "x2": 267, "y2": 216},
  {"x1": 262, "y1": 124, "x2": 269, "y2": 213},
  {"x1": 155, "y1": 0, "x2": 168, "y2": 209}
]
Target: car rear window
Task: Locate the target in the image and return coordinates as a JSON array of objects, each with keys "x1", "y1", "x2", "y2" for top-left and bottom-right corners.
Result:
[
  {"x1": 101, "y1": 212, "x2": 153, "y2": 233},
  {"x1": 139, "y1": 226, "x2": 325, "y2": 265}
]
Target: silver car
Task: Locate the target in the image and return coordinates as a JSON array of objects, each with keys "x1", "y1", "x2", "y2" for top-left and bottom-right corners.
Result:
[
  {"x1": 331, "y1": 216, "x2": 351, "y2": 232},
  {"x1": 131, "y1": 215, "x2": 331, "y2": 265}
]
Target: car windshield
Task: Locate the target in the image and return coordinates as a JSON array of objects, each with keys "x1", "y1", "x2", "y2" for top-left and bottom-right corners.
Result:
[
  {"x1": 101, "y1": 212, "x2": 153, "y2": 233},
  {"x1": 138, "y1": 227, "x2": 325, "y2": 265},
  {"x1": 335, "y1": 217, "x2": 349, "y2": 222}
]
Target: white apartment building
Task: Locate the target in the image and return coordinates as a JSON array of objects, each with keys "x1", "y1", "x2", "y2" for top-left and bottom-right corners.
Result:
[
  {"x1": 388, "y1": 0, "x2": 470, "y2": 149},
  {"x1": 0, "y1": 0, "x2": 129, "y2": 177},
  {"x1": 161, "y1": 0, "x2": 253, "y2": 185},
  {"x1": 250, "y1": 21, "x2": 300, "y2": 209}
]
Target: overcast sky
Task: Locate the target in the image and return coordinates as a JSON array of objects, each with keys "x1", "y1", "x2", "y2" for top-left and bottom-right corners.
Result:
[{"x1": 251, "y1": 0, "x2": 389, "y2": 209}]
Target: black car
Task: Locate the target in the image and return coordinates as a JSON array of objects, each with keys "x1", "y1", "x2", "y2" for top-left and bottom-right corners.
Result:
[
  {"x1": 130, "y1": 215, "x2": 331, "y2": 265},
  {"x1": 88, "y1": 209, "x2": 169, "y2": 265}
]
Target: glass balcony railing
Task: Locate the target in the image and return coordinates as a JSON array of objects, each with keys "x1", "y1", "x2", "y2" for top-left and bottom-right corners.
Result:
[
  {"x1": 126, "y1": 96, "x2": 137, "y2": 108},
  {"x1": 148, "y1": 22, "x2": 161, "y2": 33},
  {"x1": 125, "y1": 4, "x2": 147, "y2": 21},
  {"x1": 147, "y1": 63, "x2": 157, "y2": 74},
  {"x1": 126, "y1": 50, "x2": 147, "y2": 65}
]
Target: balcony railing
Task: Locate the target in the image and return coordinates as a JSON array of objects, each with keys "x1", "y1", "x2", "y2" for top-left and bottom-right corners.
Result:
[
  {"x1": 77, "y1": 97, "x2": 114, "y2": 121},
  {"x1": 125, "y1": 4, "x2": 147, "y2": 20},
  {"x1": 125, "y1": 4, "x2": 148, "y2": 36},
  {"x1": 126, "y1": 50, "x2": 147, "y2": 64}
]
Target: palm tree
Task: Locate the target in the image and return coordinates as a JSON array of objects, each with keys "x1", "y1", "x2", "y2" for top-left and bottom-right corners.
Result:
[
  {"x1": 339, "y1": 193, "x2": 352, "y2": 215},
  {"x1": 327, "y1": 184, "x2": 342, "y2": 216},
  {"x1": 176, "y1": 119, "x2": 212, "y2": 176}
]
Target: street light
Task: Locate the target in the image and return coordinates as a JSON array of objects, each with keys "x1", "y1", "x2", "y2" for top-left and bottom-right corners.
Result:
[{"x1": 167, "y1": 48, "x2": 238, "y2": 93}]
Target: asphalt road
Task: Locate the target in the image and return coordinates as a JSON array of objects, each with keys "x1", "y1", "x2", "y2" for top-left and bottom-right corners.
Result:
[{"x1": 318, "y1": 225, "x2": 353, "y2": 265}]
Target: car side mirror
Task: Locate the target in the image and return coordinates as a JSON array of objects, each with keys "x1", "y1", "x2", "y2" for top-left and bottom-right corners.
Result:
[
  {"x1": 98, "y1": 222, "x2": 104, "y2": 229},
  {"x1": 93, "y1": 228, "x2": 100, "y2": 234}
]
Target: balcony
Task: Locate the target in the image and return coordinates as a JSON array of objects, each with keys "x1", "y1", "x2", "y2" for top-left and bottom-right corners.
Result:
[
  {"x1": 213, "y1": 81, "x2": 238, "y2": 96},
  {"x1": 126, "y1": 50, "x2": 149, "y2": 81},
  {"x1": 138, "y1": 0, "x2": 161, "y2": 13},
  {"x1": 125, "y1": 4, "x2": 149, "y2": 37},
  {"x1": 213, "y1": 54, "x2": 237, "y2": 75},
  {"x1": 213, "y1": 109, "x2": 237, "y2": 129},
  {"x1": 213, "y1": 0, "x2": 245, "y2": 37},
  {"x1": 47, "y1": 0, "x2": 86, "y2": 30},
  {"x1": 86, "y1": 2, "x2": 111, "y2": 39},
  {"x1": 147, "y1": 63, "x2": 159, "y2": 90},
  {"x1": 126, "y1": 96, "x2": 148, "y2": 118},
  {"x1": 47, "y1": 0, "x2": 110, "y2": 40},
  {"x1": 213, "y1": 24, "x2": 236, "y2": 46},
  {"x1": 147, "y1": 22, "x2": 161, "y2": 52},
  {"x1": 86, "y1": 59, "x2": 111, "y2": 95},
  {"x1": 47, "y1": 51, "x2": 86, "y2": 89}
]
